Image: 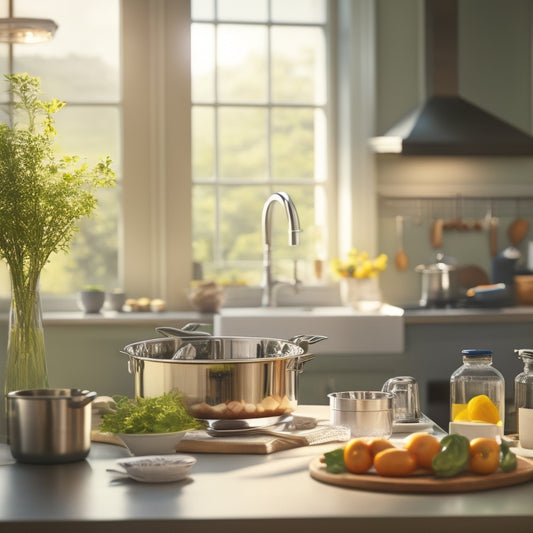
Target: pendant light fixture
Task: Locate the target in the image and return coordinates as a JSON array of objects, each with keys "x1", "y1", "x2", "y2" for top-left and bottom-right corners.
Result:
[{"x1": 0, "y1": 0, "x2": 57, "y2": 44}]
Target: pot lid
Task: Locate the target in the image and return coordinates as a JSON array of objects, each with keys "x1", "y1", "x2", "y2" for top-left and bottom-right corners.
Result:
[{"x1": 416, "y1": 261, "x2": 457, "y2": 273}]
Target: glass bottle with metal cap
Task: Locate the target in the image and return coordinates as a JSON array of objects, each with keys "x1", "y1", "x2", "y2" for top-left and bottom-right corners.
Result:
[
  {"x1": 514, "y1": 349, "x2": 533, "y2": 448},
  {"x1": 449, "y1": 349, "x2": 505, "y2": 434}
]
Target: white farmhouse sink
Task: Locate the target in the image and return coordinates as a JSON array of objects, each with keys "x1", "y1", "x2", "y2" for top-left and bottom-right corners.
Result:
[{"x1": 213, "y1": 305, "x2": 404, "y2": 354}]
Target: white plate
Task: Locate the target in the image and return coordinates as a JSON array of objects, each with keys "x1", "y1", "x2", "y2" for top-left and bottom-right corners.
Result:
[{"x1": 107, "y1": 454, "x2": 197, "y2": 483}]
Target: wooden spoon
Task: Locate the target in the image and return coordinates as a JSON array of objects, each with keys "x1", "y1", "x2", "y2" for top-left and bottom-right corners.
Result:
[
  {"x1": 394, "y1": 215, "x2": 408, "y2": 271},
  {"x1": 430, "y1": 218, "x2": 443, "y2": 249},
  {"x1": 508, "y1": 218, "x2": 529, "y2": 245},
  {"x1": 508, "y1": 200, "x2": 529, "y2": 245}
]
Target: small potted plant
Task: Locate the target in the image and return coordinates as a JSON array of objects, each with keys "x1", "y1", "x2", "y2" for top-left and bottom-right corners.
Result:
[{"x1": 78, "y1": 285, "x2": 106, "y2": 313}]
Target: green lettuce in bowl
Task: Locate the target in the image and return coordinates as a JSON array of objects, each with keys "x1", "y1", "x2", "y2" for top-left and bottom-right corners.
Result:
[{"x1": 99, "y1": 393, "x2": 205, "y2": 434}]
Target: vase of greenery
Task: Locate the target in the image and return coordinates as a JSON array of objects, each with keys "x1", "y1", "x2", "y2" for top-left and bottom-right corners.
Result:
[{"x1": 0, "y1": 73, "x2": 115, "y2": 394}]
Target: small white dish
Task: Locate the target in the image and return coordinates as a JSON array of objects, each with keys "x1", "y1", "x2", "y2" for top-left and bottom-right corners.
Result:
[
  {"x1": 108, "y1": 454, "x2": 197, "y2": 483},
  {"x1": 118, "y1": 430, "x2": 188, "y2": 456}
]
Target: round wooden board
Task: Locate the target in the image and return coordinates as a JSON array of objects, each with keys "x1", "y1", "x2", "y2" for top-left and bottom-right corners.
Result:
[{"x1": 309, "y1": 455, "x2": 533, "y2": 493}]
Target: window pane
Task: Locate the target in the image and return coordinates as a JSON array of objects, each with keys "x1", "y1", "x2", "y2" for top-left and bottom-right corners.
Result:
[
  {"x1": 270, "y1": 185, "x2": 322, "y2": 282},
  {"x1": 191, "y1": 0, "x2": 214, "y2": 20},
  {"x1": 191, "y1": 23, "x2": 215, "y2": 102},
  {"x1": 219, "y1": 107, "x2": 267, "y2": 180},
  {"x1": 41, "y1": 187, "x2": 120, "y2": 293},
  {"x1": 192, "y1": 106, "x2": 215, "y2": 179},
  {"x1": 271, "y1": 108, "x2": 315, "y2": 179},
  {"x1": 192, "y1": 185, "x2": 216, "y2": 265},
  {"x1": 217, "y1": 25, "x2": 267, "y2": 102},
  {"x1": 271, "y1": 0, "x2": 326, "y2": 23},
  {"x1": 54, "y1": 106, "x2": 121, "y2": 175},
  {"x1": 219, "y1": 186, "x2": 268, "y2": 284},
  {"x1": 15, "y1": 0, "x2": 120, "y2": 103},
  {"x1": 271, "y1": 26, "x2": 326, "y2": 104},
  {"x1": 39, "y1": 105, "x2": 121, "y2": 294},
  {"x1": 218, "y1": 0, "x2": 267, "y2": 21}
]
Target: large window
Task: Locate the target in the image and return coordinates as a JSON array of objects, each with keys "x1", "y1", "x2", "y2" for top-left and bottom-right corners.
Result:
[
  {"x1": 191, "y1": 0, "x2": 330, "y2": 286},
  {"x1": 0, "y1": 0, "x2": 121, "y2": 297},
  {"x1": 0, "y1": 0, "x2": 347, "y2": 309}
]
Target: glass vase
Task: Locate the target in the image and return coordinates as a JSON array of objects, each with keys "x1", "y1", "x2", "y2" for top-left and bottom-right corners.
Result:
[
  {"x1": 340, "y1": 276, "x2": 382, "y2": 312},
  {"x1": 4, "y1": 275, "x2": 49, "y2": 394}
]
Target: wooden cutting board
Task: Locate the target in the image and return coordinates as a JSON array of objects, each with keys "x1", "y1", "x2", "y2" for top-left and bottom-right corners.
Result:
[
  {"x1": 309, "y1": 455, "x2": 533, "y2": 493},
  {"x1": 91, "y1": 429, "x2": 306, "y2": 455}
]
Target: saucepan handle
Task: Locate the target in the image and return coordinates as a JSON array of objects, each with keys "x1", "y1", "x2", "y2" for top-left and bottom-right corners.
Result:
[{"x1": 69, "y1": 390, "x2": 97, "y2": 408}]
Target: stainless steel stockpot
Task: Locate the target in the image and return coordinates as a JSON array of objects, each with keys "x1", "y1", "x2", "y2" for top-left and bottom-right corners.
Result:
[
  {"x1": 7, "y1": 388, "x2": 97, "y2": 464},
  {"x1": 415, "y1": 258, "x2": 460, "y2": 307},
  {"x1": 121, "y1": 335, "x2": 322, "y2": 421}
]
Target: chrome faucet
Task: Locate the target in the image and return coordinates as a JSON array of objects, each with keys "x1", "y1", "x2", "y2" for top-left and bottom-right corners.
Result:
[{"x1": 261, "y1": 192, "x2": 301, "y2": 307}]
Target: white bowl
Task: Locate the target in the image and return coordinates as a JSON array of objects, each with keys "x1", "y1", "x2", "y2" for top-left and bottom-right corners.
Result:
[
  {"x1": 114, "y1": 454, "x2": 197, "y2": 482},
  {"x1": 118, "y1": 430, "x2": 188, "y2": 456}
]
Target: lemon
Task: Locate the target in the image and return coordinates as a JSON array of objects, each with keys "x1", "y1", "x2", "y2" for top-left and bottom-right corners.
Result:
[
  {"x1": 466, "y1": 394, "x2": 501, "y2": 424},
  {"x1": 452, "y1": 406, "x2": 469, "y2": 421},
  {"x1": 452, "y1": 403, "x2": 468, "y2": 421}
]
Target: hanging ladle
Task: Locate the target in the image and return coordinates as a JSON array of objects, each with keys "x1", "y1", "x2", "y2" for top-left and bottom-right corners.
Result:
[{"x1": 394, "y1": 215, "x2": 408, "y2": 271}]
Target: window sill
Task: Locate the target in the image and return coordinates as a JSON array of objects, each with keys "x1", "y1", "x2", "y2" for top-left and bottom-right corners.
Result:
[{"x1": 0, "y1": 310, "x2": 213, "y2": 326}]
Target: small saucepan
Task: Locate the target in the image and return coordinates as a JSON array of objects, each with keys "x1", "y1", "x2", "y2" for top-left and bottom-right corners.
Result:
[{"x1": 7, "y1": 388, "x2": 97, "y2": 464}]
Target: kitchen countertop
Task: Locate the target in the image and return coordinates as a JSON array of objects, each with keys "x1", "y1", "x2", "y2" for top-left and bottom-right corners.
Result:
[
  {"x1": 404, "y1": 305, "x2": 533, "y2": 324},
  {"x1": 1, "y1": 405, "x2": 533, "y2": 533}
]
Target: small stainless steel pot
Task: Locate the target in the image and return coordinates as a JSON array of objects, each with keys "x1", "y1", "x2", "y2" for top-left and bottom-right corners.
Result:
[
  {"x1": 7, "y1": 388, "x2": 97, "y2": 464},
  {"x1": 328, "y1": 391, "x2": 394, "y2": 438},
  {"x1": 121, "y1": 335, "x2": 323, "y2": 421},
  {"x1": 415, "y1": 257, "x2": 460, "y2": 307}
]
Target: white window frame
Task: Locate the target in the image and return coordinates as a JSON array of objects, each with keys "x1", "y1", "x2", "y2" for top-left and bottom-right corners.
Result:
[
  {"x1": 118, "y1": 0, "x2": 376, "y2": 310},
  {"x1": 122, "y1": 0, "x2": 192, "y2": 310}
]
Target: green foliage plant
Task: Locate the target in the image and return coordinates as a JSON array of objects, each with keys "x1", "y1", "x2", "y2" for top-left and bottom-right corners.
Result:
[
  {"x1": 99, "y1": 394, "x2": 205, "y2": 434},
  {"x1": 0, "y1": 73, "x2": 115, "y2": 393}
]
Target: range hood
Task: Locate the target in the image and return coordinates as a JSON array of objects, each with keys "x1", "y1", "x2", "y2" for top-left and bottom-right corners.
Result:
[{"x1": 370, "y1": 0, "x2": 533, "y2": 156}]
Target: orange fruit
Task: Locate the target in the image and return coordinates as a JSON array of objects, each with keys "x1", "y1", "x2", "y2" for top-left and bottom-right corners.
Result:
[
  {"x1": 373, "y1": 448, "x2": 417, "y2": 477},
  {"x1": 469, "y1": 437, "x2": 500, "y2": 475},
  {"x1": 466, "y1": 395, "x2": 501, "y2": 424},
  {"x1": 404, "y1": 433, "x2": 442, "y2": 470},
  {"x1": 367, "y1": 438, "x2": 395, "y2": 457},
  {"x1": 343, "y1": 438, "x2": 373, "y2": 474}
]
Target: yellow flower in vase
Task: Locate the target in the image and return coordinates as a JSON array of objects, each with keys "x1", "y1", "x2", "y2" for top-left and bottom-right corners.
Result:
[{"x1": 331, "y1": 249, "x2": 388, "y2": 310}]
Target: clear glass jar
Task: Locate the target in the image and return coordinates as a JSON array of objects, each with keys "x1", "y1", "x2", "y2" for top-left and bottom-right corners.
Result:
[
  {"x1": 514, "y1": 349, "x2": 533, "y2": 447},
  {"x1": 450, "y1": 349, "x2": 505, "y2": 427}
]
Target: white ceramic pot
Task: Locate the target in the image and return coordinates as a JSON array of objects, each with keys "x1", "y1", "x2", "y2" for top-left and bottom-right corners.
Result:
[
  {"x1": 78, "y1": 290, "x2": 105, "y2": 313},
  {"x1": 339, "y1": 277, "x2": 382, "y2": 311}
]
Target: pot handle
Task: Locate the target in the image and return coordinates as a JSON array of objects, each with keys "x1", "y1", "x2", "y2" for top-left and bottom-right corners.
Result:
[
  {"x1": 155, "y1": 325, "x2": 211, "y2": 338},
  {"x1": 69, "y1": 390, "x2": 98, "y2": 408},
  {"x1": 288, "y1": 353, "x2": 316, "y2": 373},
  {"x1": 289, "y1": 334, "x2": 327, "y2": 346}
]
